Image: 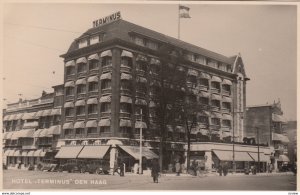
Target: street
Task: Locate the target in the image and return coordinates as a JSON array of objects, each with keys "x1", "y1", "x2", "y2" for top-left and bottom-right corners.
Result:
[{"x1": 2, "y1": 170, "x2": 297, "y2": 191}]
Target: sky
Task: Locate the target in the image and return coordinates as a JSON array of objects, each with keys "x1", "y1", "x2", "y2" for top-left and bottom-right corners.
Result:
[{"x1": 2, "y1": 2, "x2": 297, "y2": 120}]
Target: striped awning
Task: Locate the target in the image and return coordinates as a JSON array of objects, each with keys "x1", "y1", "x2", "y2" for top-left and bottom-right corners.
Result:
[
  {"x1": 213, "y1": 150, "x2": 253, "y2": 162},
  {"x1": 136, "y1": 54, "x2": 147, "y2": 61},
  {"x1": 88, "y1": 53, "x2": 99, "y2": 61},
  {"x1": 86, "y1": 120, "x2": 97, "y2": 128},
  {"x1": 222, "y1": 79, "x2": 232, "y2": 85},
  {"x1": 100, "y1": 50, "x2": 112, "y2": 57},
  {"x1": 199, "y1": 72, "x2": 211, "y2": 80},
  {"x1": 75, "y1": 78, "x2": 86, "y2": 85},
  {"x1": 22, "y1": 112, "x2": 37, "y2": 120},
  {"x1": 211, "y1": 76, "x2": 222, "y2": 83},
  {"x1": 15, "y1": 113, "x2": 24, "y2": 120},
  {"x1": 120, "y1": 119, "x2": 132, "y2": 127},
  {"x1": 23, "y1": 121, "x2": 38, "y2": 128},
  {"x1": 74, "y1": 121, "x2": 85, "y2": 129},
  {"x1": 65, "y1": 60, "x2": 75, "y2": 67},
  {"x1": 63, "y1": 122, "x2": 73, "y2": 130},
  {"x1": 150, "y1": 58, "x2": 160, "y2": 65},
  {"x1": 55, "y1": 146, "x2": 84, "y2": 159},
  {"x1": 136, "y1": 76, "x2": 147, "y2": 83},
  {"x1": 100, "y1": 72, "x2": 112, "y2": 80},
  {"x1": 65, "y1": 81, "x2": 75, "y2": 87},
  {"x1": 222, "y1": 114, "x2": 233, "y2": 120},
  {"x1": 18, "y1": 129, "x2": 35, "y2": 138},
  {"x1": 135, "y1": 121, "x2": 147, "y2": 129},
  {"x1": 98, "y1": 119, "x2": 110, "y2": 127},
  {"x1": 121, "y1": 50, "x2": 133, "y2": 58},
  {"x1": 87, "y1": 98, "x2": 98, "y2": 105},
  {"x1": 199, "y1": 91, "x2": 210, "y2": 98},
  {"x1": 75, "y1": 100, "x2": 85, "y2": 106},
  {"x1": 87, "y1": 76, "x2": 98, "y2": 82},
  {"x1": 119, "y1": 146, "x2": 158, "y2": 160},
  {"x1": 272, "y1": 133, "x2": 290, "y2": 143},
  {"x1": 13, "y1": 150, "x2": 21, "y2": 157},
  {"x1": 4, "y1": 149, "x2": 15, "y2": 156},
  {"x1": 50, "y1": 108, "x2": 61, "y2": 116},
  {"x1": 120, "y1": 73, "x2": 132, "y2": 80},
  {"x1": 187, "y1": 69, "x2": 198, "y2": 77},
  {"x1": 7, "y1": 114, "x2": 16, "y2": 121},
  {"x1": 222, "y1": 96, "x2": 232, "y2": 103},
  {"x1": 211, "y1": 112, "x2": 222, "y2": 118},
  {"x1": 120, "y1": 96, "x2": 132, "y2": 104},
  {"x1": 64, "y1": 102, "x2": 74, "y2": 108},
  {"x1": 3, "y1": 115, "x2": 10, "y2": 121},
  {"x1": 76, "y1": 57, "x2": 87, "y2": 64},
  {"x1": 33, "y1": 149, "x2": 46, "y2": 157},
  {"x1": 99, "y1": 96, "x2": 111, "y2": 103},
  {"x1": 33, "y1": 129, "x2": 44, "y2": 137},
  {"x1": 39, "y1": 129, "x2": 50, "y2": 137},
  {"x1": 42, "y1": 109, "x2": 52, "y2": 117},
  {"x1": 211, "y1": 94, "x2": 222, "y2": 101},
  {"x1": 4, "y1": 132, "x2": 14, "y2": 140},
  {"x1": 47, "y1": 125, "x2": 61, "y2": 135},
  {"x1": 35, "y1": 110, "x2": 44, "y2": 117},
  {"x1": 278, "y1": 154, "x2": 290, "y2": 162},
  {"x1": 272, "y1": 114, "x2": 287, "y2": 123},
  {"x1": 21, "y1": 151, "x2": 28, "y2": 157},
  {"x1": 135, "y1": 98, "x2": 147, "y2": 105},
  {"x1": 27, "y1": 151, "x2": 35, "y2": 156}
]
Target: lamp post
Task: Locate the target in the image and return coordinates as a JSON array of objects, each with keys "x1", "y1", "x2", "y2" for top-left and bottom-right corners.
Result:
[
  {"x1": 256, "y1": 127, "x2": 260, "y2": 173},
  {"x1": 139, "y1": 109, "x2": 143, "y2": 175}
]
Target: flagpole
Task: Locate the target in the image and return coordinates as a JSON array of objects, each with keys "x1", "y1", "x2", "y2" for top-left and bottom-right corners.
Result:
[{"x1": 178, "y1": 4, "x2": 180, "y2": 40}]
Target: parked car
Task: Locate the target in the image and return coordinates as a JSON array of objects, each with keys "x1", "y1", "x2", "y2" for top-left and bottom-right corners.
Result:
[
  {"x1": 58, "y1": 159, "x2": 85, "y2": 173},
  {"x1": 41, "y1": 159, "x2": 59, "y2": 172},
  {"x1": 80, "y1": 160, "x2": 110, "y2": 174}
]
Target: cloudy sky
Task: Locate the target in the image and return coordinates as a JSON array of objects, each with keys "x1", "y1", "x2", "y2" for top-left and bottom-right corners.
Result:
[{"x1": 2, "y1": 2, "x2": 297, "y2": 120}]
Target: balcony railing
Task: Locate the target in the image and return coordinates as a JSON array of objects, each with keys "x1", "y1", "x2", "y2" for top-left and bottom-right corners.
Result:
[
  {"x1": 89, "y1": 69, "x2": 99, "y2": 75},
  {"x1": 222, "y1": 90, "x2": 231, "y2": 96},
  {"x1": 198, "y1": 104, "x2": 210, "y2": 110},
  {"x1": 88, "y1": 113, "x2": 98, "y2": 119},
  {"x1": 77, "y1": 71, "x2": 87, "y2": 78},
  {"x1": 100, "y1": 112, "x2": 111, "y2": 118},
  {"x1": 65, "y1": 95, "x2": 75, "y2": 101},
  {"x1": 102, "y1": 65, "x2": 112, "y2": 73},
  {"x1": 120, "y1": 88, "x2": 132, "y2": 96},
  {"x1": 221, "y1": 108, "x2": 231, "y2": 113},
  {"x1": 75, "y1": 134, "x2": 86, "y2": 139},
  {"x1": 65, "y1": 116, "x2": 75, "y2": 121},
  {"x1": 211, "y1": 88, "x2": 220, "y2": 94},
  {"x1": 64, "y1": 134, "x2": 75, "y2": 139},
  {"x1": 66, "y1": 74, "x2": 75, "y2": 81},
  {"x1": 198, "y1": 123, "x2": 209, "y2": 129},
  {"x1": 76, "y1": 115, "x2": 86, "y2": 120},
  {"x1": 199, "y1": 85, "x2": 209, "y2": 91},
  {"x1": 99, "y1": 132, "x2": 112, "y2": 137},
  {"x1": 210, "y1": 124, "x2": 221, "y2": 130},
  {"x1": 22, "y1": 145, "x2": 37, "y2": 150},
  {"x1": 119, "y1": 112, "x2": 131, "y2": 118},
  {"x1": 136, "y1": 69, "x2": 146, "y2": 77},
  {"x1": 136, "y1": 91, "x2": 146, "y2": 98},
  {"x1": 120, "y1": 65, "x2": 131, "y2": 73},
  {"x1": 88, "y1": 91, "x2": 99, "y2": 97},
  {"x1": 101, "y1": 88, "x2": 112, "y2": 95},
  {"x1": 211, "y1": 106, "x2": 220, "y2": 112},
  {"x1": 87, "y1": 133, "x2": 100, "y2": 138},
  {"x1": 77, "y1": 93, "x2": 86, "y2": 99}
]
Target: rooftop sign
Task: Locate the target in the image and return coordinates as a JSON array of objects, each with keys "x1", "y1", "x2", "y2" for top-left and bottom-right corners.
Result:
[{"x1": 93, "y1": 11, "x2": 121, "y2": 28}]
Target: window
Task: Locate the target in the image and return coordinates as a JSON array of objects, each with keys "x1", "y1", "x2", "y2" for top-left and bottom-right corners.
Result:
[
  {"x1": 207, "y1": 59, "x2": 218, "y2": 68},
  {"x1": 150, "y1": 65, "x2": 160, "y2": 74},
  {"x1": 211, "y1": 118, "x2": 220, "y2": 126},
  {"x1": 121, "y1": 57, "x2": 133, "y2": 68},
  {"x1": 101, "y1": 80, "x2": 111, "y2": 89},
  {"x1": 87, "y1": 127, "x2": 97, "y2": 134},
  {"x1": 179, "y1": 132, "x2": 185, "y2": 139},
  {"x1": 222, "y1": 102, "x2": 231, "y2": 110},
  {"x1": 66, "y1": 66, "x2": 75, "y2": 75},
  {"x1": 212, "y1": 100, "x2": 220, "y2": 108},
  {"x1": 211, "y1": 82, "x2": 220, "y2": 90},
  {"x1": 102, "y1": 57, "x2": 112, "y2": 67},
  {"x1": 185, "y1": 53, "x2": 194, "y2": 61},
  {"x1": 198, "y1": 116, "x2": 208, "y2": 124},
  {"x1": 75, "y1": 128, "x2": 84, "y2": 135},
  {"x1": 120, "y1": 127, "x2": 131, "y2": 134},
  {"x1": 222, "y1": 120, "x2": 231, "y2": 127},
  {"x1": 66, "y1": 87, "x2": 74, "y2": 96},
  {"x1": 222, "y1": 84, "x2": 231, "y2": 93},
  {"x1": 136, "y1": 83, "x2": 146, "y2": 93},
  {"x1": 134, "y1": 36, "x2": 144, "y2": 46},
  {"x1": 88, "y1": 82, "x2": 98, "y2": 92},
  {"x1": 88, "y1": 104, "x2": 97, "y2": 114},
  {"x1": 100, "y1": 126, "x2": 110, "y2": 133},
  {"x1": 101, "y1": 103, "x2": 111, "y2": 112},
  {"x1": 227, "y1": 65, "x2": 232, "y2": 72},
  {"x1": 136, "y1": 62, "x2": 147, "y2": 72},
  {"x1": 78, "y1": 63, "x2": 87, "y2": 73},
  {"x1": 65, "y1": 108, "x2": 74, "y2": 117},
  {"x1": 187, "y1": 75, "x2": 197, "y2": 84},
  {"x1": 90, "y1": 35, "x2": 99, "y2": 45},
  {"x1": 195, "y1": 55, "x2": 206, "y2": 64},
  {"x1": 77, "y1": 85, "x2": 86, "y2": 94},
  {"x1": 64, "y1": 129, "x2": 73, "y2": 135},
  {"x1": 199, "y1": 97, "x2": 208, "y2": 105},
  {"x1": 199, "y1": 79, "x2": 209, "y2": 87},
  {"x1": 146, "y1": 41, "x2": 158, "y2": 50},
  {"x1": 76, "y1": 106, "x2": 85, "y2": 115},
  {"x1": 120, "y1": 80, "x2": 132, "y2": 90},
  {"x1": 89, "y1": 60, "x2": 98, "y2": 70},
  {"x1": 78, "y1": 39, "x2": 88, "y2": 48},
  {"x1": 120, "y1": 103, "x2": 131, "y2": 113}
]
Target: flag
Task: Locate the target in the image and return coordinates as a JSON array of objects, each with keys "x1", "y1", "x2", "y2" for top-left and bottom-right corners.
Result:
[{"x1": 179, "y1": 5, "x2": 191, "y2": 18}]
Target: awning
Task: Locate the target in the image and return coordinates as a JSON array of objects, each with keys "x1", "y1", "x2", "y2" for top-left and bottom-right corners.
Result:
[
  {"x1": 187, "y1": 69, "x2": 198, "y2": 77},
  {"x1": 211, "y1": 94, "x2": 222, "y2": 101},
  {"x1": 33, "y1": 149, "x2": 46, "y2": 157},
  {"x1": 22, "y1": 112, "x2": 37, "y2": 120},
  {"x1": 213, "y1": 150, "x2": 253, "y2": 162},
  {"x1": 222, "y1": 114, "x2": 232, "y2": 120},
  {"x1": 222, "y1": 96, "x2": 232, "y2": 103},
  {"x1": 272, "y1": 114, "x2": 287, "y2": 123},
  {"x1": 65, "y1": 60, "x2": 75, "y2": 67},
  {"x1": 86, "y1": 120, "x2": 97, "y2": 128},
  {"x1": 121, "y1": 50, "x2": 133, "y2": 58},
  {"x1": 74, "y1": 121, "x2": 85, "y2": 129},
  {"x1": 199, "y1": 129, "x2": 209, "y2": 136},
  {"x1": 39, "y1": 129, "x2": 49, "y2": 137},
  {"x1": 211, "y1": 112, "x2": 222, "y2": 118},
  {"x1": 47, "y1": 125, "x2": 61, "y2": 135},
  {"x1": 7, "y1": 114, "x2": 16, "y2": 121},
  {"x1": 98, "y1": 119, "x2": 110, "y2": 127},
  {"x1": 23, "y1": 122, "x2": 38, "y2": 128},
  {"x1": 88, "y1": 53, "x2": 99, "y2": 61},
  {"x1": 222, "y1": 131, "x2": 232, "y2": 137},
  {"x1": 278, "y1": 154, "x2": 290, "y2": 162},
  {"x1": 64, "y1": 101, "x2": 74, "y2": 108},
  {"x1": 87, "y1": 76, "x2": 98, "y2": 82},
  {"x1": 100, "y1": 50, "x2": 112, "y2": 57},
  {"x1": 136, "y1": 76, "x2": 147, "y2": 83},
  {"x1": 120, "y1": 73, "x2": 132, "y2": 80},
  {"x1": 3, "y1": 115, "x2": 10, "y2": 121},
  {"x1": 135, "y1": 98, "x2": 147, "y2": 105},
  {"x1": 211, "y1": 76, "x2": 222, "y2": 83},
  {"x1": 199, "y1": 72, "x2": 211, "y2": 80},
  {"x1": 33, "y1": 129, "x2": 43, "y2": 137},
  {"x1": 15, "y1": 113, "x2": 24, "y2": 120},
  {"x1": 135, "y1": 121, "x2": 147, "y2": 129},
  {"x1": 99, "y1": 96, "x2": 111, "y2": 103},
  {"x1": 4, "y1": 149, "x2": 15, "y2": 156},
  {"x1": 11, "y1": 131, "x2": 22, "y2": 140},
  {"x1": 199, "y1": 91, "x2": 210, "y2": 98},
  {"x1": 150, "y1": 58, "x2": 160, "y2": 65},
  {"x1": 272, "y1": 133, "x2": 290, "y2": 143},
  {"x1": 18, "y1": 129, "x2": 35, "y2": 138},
  {"x1": 120, "y1": 119, "x2": 132, "y2": 127},
  {"x1": 41, "y1": 109, "x2": 52, "y2": 117},
  {"x1": 222, "y1": 79, "x2": 232, "y2": 85},
  {"x1": 35, "y1": 110, "x2": 44, "y2": 117},
  {"x1": 27, "y1": 151, "x2": 35, "y2": 156},
  {"x1": 136, "y1": 54, "x2": 147, "y2": 61},
  {"x1": 248, "y1": 152, "x2": 269, "y2": 162},
  {"x1": 75, "y1": 100, "x2": 85, "y2": 106},
  {"x1": 50, "y1": 108, "x2": 61, "y2": 116},
  {"x1": 120, "y1": 96, "x2": 132, "y2": 104},
  {"x1": 21, "y1": 151, "x2": 28, "y2": 157},
  {"x1": 4, "y1": 132, "x2": 14, "y2": 140},
  {"x1": 76, "y1": 57, "x2": 87, "y2": 64},
  {"x1": 100, "y1": 72, "x2": 112, "y2": 80},
  {"x1": 63, "y1": 122, "x2": 73, "y2": 130},
  {"x1": 65, "y1": 81, "x2": 75, "y2": 87},
  {"x1": 55, "y1": 146, "x2": 84, "y2": 159},
  {"x1": 13, "y1": 150, "x2": 21, "y2": 157},
  {"x1": 119, "y1": 146, "x2": 158, "y2": 160},
  {"x1": 75, "y1": 78, "x2": 86, "y2": 85},
  {"x1": 87, "y1": 98, "x2": 98, "y2": 105},
  {"x1": 77, "y1": 145, "x2": 110, "y2": 159}
]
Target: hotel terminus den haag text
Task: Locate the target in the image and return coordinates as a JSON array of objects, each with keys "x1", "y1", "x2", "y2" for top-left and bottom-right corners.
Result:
[{"x1": 2, "y1": 14, "x2": 293, "y2": 178}]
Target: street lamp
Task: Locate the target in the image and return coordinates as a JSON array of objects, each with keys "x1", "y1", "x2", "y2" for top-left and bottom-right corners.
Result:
[{"x1": 139, "y1": 109, "x2": 143, "y2": 175}]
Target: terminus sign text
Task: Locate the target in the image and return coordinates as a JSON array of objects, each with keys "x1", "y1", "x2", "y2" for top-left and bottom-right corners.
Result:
[{"x1": 93, "y1": 11, "x2": 121, "y2": 28}]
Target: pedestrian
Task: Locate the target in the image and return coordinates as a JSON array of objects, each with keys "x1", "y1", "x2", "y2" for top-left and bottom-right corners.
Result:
[
  {"x1": 191, "y1": 160, "x2": 197, "y2": 176},
  {"x1": 222, "y1": 162, "x2": 228, "y2": 176},
  {"x1": 175, "y1": 161, "x2": 181, "y2": 176},
  {"x1": 218, "y1": 163, "x2": 223, "y2": 176},
  {"x1": 151, "y1": 158, "x2": 160, "y2": 183}
]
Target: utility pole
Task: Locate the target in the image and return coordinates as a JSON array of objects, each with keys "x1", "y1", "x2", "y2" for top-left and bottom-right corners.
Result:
[
  {"x1": 257, "y1": 127, "x2": 260, "y2": 173},
  {"x1": 139, "y1": 109, "x2": 143, "y2": 174}
]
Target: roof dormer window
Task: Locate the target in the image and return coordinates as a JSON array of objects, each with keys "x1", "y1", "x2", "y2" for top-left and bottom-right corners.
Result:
[
  {"x1": 90, "y1": 35, "x2": 99, "y2": 45},
  {"x1": 78, "y1": 39, "x2": 88, "y2": 48}
]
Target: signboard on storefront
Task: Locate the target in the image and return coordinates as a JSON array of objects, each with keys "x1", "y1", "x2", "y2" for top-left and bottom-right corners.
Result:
[{"x1": 93, "y1": 11, "x2": 121, "y2": 28}]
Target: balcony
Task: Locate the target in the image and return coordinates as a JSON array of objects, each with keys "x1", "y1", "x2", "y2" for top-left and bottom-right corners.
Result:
[
  {"x1": 22, "y1": 145, "x2": 37, "y2": 150},
  {"x1": 119, "y1": 112, "x2": 131, "y2": 118},
  {"x1": 66, "y1": 74, "x2": 75, "y2": 81},
  {"x1": 136, "y1": 91, "x2": 146, "y2": 98},
  {"x1": 87, "y1": 133, "x2": 100, "y2": 138},
  {"x1": 89, "y1": 69, "x2": 99, "y2": 75},
  {"x1": 65, "y1": 95, "x2": 74, "y2": 101},
  {"x1": 198, "y1": 104, "x2": 209, "y2": 110},
  {"x1": 88, "y1": 113, "x2": 98, "y2": 119},
  {"x1": 222, "y1": 90, "x2": 231, "y2": 96},
  {"x1": 100, "y1": 112, "x2": 111, "y2": 118},
  {"x1": 211, "y1": 88, "x2": 220, "y2": 94},
  {"x1": 99, "y1": 132, "x2": 112, "y2": 137},
  {"x1": 88, "y1": 91, "x2": 99, "y2": 97},
  {"x1": 77, "y1": 93, "x2": 86, "y2": 99},
  {"x1": 199, "y1": 85, "x2": 209, "y2": 91},
  {"x1": 210, "y1": 124, "x2": 221, "y2": 130},
  {"x1": 77, "y1": 71, "x2": 87, "y2": 78},
  {"x1": 102, "y1": 65, "x2": 112, "y2": 73},
  {"x1": 198, "y1": 123, "x2": 209, "y2": 129},
  {"x1": 120, "y1": 88, "x2": 132, "y2": 96},
  {"x1": 101, "y1": 88, "x2": 112, "y2": 95},
  {"x1": 211, "y1": 106, "x2": 220, "y2": 112},
  {"x1": 136, "y1": 69, "x2": 146, "y2": 77},
  {"x1": 221, "y1": 108, "x2": 231, "y2": 114},
  {"x1": 64, "y1": 134, "x2": 75, "y2": 139},
  {"x1": 120, "y1": 65, "x2": 131, "y2": 73},
  {"x1": 65, "y1": 116, "x2": 75, "y2": 121},
  {"x1": 76, "y1": 115, "x2": 86, "y2": 120}
]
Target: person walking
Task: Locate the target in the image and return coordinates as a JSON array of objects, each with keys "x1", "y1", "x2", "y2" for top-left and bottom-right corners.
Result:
[
  {"x1": 218, "y1": 163, "x2": 223, "y2": 176},
  {"x1": 222, "y1": 162, "x2": 228, "y2": 176},
  {"x1": 175, "y1": 161, "x2": 181, "y2": 176},
  {"x1": 151, "y1": 158, "x2": 160, "y2": 183}
]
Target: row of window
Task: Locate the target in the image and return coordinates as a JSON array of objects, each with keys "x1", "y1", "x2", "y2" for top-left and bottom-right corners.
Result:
[{"x1": 78, "y1": 33, "x2": 106, "y2": 49}]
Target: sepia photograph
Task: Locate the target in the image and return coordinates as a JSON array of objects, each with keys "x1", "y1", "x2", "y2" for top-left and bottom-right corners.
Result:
[{"x1": 1, "y1": 1, "x2": 298, "y2": 191}]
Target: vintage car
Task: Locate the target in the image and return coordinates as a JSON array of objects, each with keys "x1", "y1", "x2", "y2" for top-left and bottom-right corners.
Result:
[
  {"x1": 41, "y1": 159, "x2": 59, "y2": 172},
  {"x1": 79, "y1": 160, "x2": 110, "y2": 174},
  {"x1": 58, "y1": 159, "x2": 85, "y2": 173}
]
